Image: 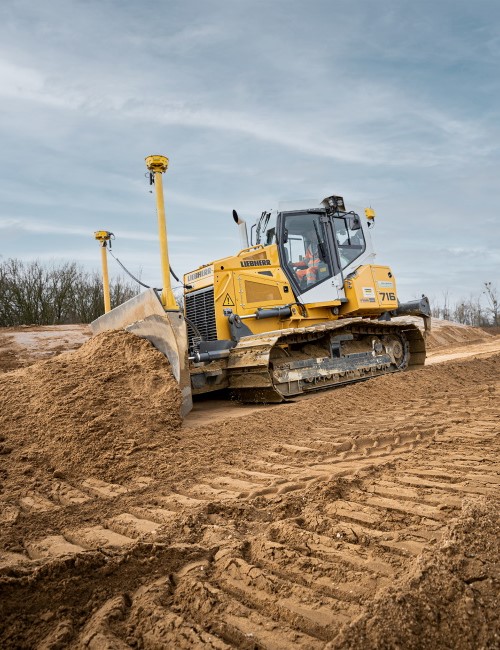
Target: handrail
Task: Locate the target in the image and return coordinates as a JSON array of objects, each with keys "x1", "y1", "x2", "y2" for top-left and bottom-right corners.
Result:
[{"x1": 237, "y1": 244, "x2": 265, "y2": 256}]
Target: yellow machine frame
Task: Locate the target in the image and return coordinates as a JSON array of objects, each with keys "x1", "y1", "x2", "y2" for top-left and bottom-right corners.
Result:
[{"x1": 184, "y1": 243, "x2": 399, "y2": 342}]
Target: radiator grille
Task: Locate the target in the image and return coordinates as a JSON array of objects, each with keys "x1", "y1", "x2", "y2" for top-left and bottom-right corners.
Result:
[{"x1": 185, "y1": 286, "x2": 217, "y2": 348}]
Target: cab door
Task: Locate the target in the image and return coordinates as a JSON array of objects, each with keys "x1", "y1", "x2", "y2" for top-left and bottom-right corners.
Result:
[{"x1": 278, "y1": 211, "x2": 344, "y2": 303}]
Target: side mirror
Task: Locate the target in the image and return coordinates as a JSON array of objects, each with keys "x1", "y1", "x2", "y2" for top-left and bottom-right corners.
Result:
[{"x1": 348, "y1": 214, "x2": 361, "y2": 230}]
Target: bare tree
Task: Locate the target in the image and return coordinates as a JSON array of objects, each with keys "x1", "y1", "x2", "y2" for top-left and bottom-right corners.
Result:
[
  {"x1": 441, "y1": 290, "x2": 451, "y2": 321},
  {"x1": 452, "y1": 295, "x2": 487, "y2": 327},
  {"x1": 0, "y1": 259, "x2": 138, "y2": 326},
  {"x1": 428, "y1": 283, "x2": 498, "y2": 328},
  {"x1": 483, "y1": 282, "x2": 499, "y2": 326}
]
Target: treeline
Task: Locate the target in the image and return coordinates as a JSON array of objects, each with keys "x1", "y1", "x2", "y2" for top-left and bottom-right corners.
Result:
[
  {"x1": 430, "y1": 282, "x2": 499, "y2": 328},
  {"x1": 0, "y1": 259, "x2": 138, "y2": 326},
  {"x1": 1, "y1": 258, "x2": 497, "y2": 329}
]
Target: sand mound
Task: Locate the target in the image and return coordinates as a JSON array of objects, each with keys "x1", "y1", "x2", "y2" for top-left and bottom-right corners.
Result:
[
  {"x1": 0, "y1": 331, "x2": 181, "y2": 493},
  {"x1": 392, "y1": 317, "x2": 494, "y2": 351},
  {"x1": 427, "y1": 319, "x2": 493, "y2": 350}
]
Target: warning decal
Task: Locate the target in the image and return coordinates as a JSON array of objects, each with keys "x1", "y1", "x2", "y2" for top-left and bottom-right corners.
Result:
[{"x1": 223, "y1": 293, "x2": 235, "y2": 307}]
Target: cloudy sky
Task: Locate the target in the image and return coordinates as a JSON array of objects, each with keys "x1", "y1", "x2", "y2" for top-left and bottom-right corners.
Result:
[{"x1": 0, "y1": 0, "x2": 498, "y2": 306}]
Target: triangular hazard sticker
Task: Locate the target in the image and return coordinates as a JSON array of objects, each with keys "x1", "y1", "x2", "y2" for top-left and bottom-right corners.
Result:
[{"x1": 223, "y1": 293, "x2": 235, "y2": 306}]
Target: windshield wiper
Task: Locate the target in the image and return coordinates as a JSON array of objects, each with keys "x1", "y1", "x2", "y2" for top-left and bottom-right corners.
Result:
[{"x1": 313, "y1": 220, "x2": 327, "y2": 262}]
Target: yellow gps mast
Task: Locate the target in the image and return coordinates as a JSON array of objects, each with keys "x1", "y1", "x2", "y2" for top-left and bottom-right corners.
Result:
[
  {"x1": 94, "y1": 230, "x2": 114, "y2": 313},
  {"x1": 145, "y1": 154, "x2": 178, "y2": 311}
]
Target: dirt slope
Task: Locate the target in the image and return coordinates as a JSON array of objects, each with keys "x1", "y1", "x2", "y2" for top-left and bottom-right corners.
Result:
[
  {"x1": 425, "y1": 319, "x2": 493, "y2": 350},
  {"x1": 0, "y1": 350, "x2": 498, "y2": 649},
  {"x1": 0, "y1": 330, "x2": 181, "y2": 496}
]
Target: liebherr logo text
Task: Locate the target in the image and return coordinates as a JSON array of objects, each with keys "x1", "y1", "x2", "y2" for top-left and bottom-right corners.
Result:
[
  {"x1": 187, "y1": 267, "x2": 213, "y2": 282},
  {"x1": 240, "y1": 259, "x2": 271, "y2": 267}
]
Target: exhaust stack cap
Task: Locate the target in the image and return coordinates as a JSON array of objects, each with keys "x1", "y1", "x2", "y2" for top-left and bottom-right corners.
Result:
[
  {"x1": 232, "y1": 209, "x2": 249, "y2": 248},
  {"x1": 233, "y1": 209, "x2": 243, "y2": 224}
]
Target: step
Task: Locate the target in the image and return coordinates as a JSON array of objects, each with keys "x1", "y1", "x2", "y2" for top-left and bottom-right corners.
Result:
[
  {"x1": 154, "y1": 493, "x2": 205, "y2": 511},
  {"x1": 308, "y1": 456, "x2": 397, "y2": 477},
  {"x1": 364, "y1": 495, "x2": 446, "y2": 521},
  {"x1": 214, "y1": 554, "x2": 345, "y2": 640},
  {"x1": 270, "y1": 521, "x2": 395, "y2": 577},
  {"x1": 130, "y1": 506, "x2": 178, "y2": 525},
  {"x1": 378, "y1": 538, "x2": 426, "y2": 556},
  {"x1": 19, "y1": 493, "x2": 58, "y2": 513},
  {"x1": 78, "y1": 594, "x2": 132, "y2": 650},
  {"x1": 249, "y1": 537, "x2": 386, "y2": 603},
  {"x1": 173, "y1": 573, "x2": 324, "y2": 649},
  {"x1": 81, "y1": 478, "x2": 129, "y2": 499},
  {"x1": 465, "y1": 473, "x2": 500, "y2": 485},
  {"x1": 368, "y1": 480, "x2": 462, "y2": 508},
  {"x1": 25, "y1": 535, "x2": 85, "y2": 559},
  {"x1": 107, "y1": 513, "x2": 161, "y2": 540},
  {"x1": 325, "y1": 499, "x2": 385, "y2": 527},
  {"x1": 50, "y1": 481, "x2": 92, "y2": 506},
  {"x1": 305, "y1": 510, "x2": 442, "y2": 548},
  {"x1": 65, "y1": 525, "x2": 135, "y2": 549},
  {"x1": 395, "y1": 475, "x2": 493, "y2": 496}
]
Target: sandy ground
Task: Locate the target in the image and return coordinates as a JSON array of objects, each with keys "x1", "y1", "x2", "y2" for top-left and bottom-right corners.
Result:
[
  {"x1": 0, "y1": 322, "x2": 498, "y2": 649},
  {"x1": 1, "y1": 318, "x2": 498, "y2": 429},
  {"x1": 0, "y1": 325, "x2": 91, "y2": 373}
]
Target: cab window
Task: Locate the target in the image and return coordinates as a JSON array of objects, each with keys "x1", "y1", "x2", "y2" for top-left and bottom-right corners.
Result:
[
  {"x1": 255, "y1": 212, "x2": 277, "y2": 245},
  {"x1": 333, "y1": 214, "x2": 365, "y2": 269},
  {"x1": 282, "y1": 212, "x2": 333, "y2": 291}
]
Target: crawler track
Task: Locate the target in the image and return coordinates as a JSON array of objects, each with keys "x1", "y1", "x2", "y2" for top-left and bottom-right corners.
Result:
[
  {"x1": 227, "y1": 319, "x2": 426, "y2": 402},
  {"x1": 0, "y1": 353, "x2": 498, "y2": 648}
]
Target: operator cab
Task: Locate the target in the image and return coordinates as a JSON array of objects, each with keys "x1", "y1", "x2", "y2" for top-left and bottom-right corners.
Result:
[{"x1": 253, "y1": 196, "x2": 370, "y2": 299}]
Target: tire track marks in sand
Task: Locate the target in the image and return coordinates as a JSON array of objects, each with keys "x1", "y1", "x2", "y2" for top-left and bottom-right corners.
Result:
[{"x1": 0, "y1": 358, "x2": 498, "y2": 648}]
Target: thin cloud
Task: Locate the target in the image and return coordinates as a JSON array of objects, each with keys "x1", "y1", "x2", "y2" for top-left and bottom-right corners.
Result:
[
  {"x1": 0, "y1": 217, "x2": 194, "y2": 242},
  {"x1": 0, "y1": 55, "x2": 490, "y2": 169}
]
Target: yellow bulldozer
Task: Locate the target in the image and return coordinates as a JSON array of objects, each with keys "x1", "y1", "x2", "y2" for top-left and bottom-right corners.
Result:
[{"x1": 92, "y1": 155, "x2": 431, "y2": 416}]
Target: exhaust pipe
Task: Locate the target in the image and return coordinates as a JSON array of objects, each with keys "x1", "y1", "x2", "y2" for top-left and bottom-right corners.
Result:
[{"x1": 233, "y1": 210, "x2": 249, "y2": 249}]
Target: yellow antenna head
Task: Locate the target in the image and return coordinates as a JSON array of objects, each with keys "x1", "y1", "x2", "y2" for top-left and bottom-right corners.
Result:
[
  {"x1": 94, "y1": 230, "x2": 113, "y2": 242},
  {"x1": 145, "y1": 155, "x2": 169, "y2": 173}
]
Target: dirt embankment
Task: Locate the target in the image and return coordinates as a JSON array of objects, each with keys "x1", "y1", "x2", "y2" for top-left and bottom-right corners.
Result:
[
  {"x1": 425, "y1": 319, "x2": 494, "y2": 350},
  {"x1": 0, "y1": 330, "x2": 181, "y2": 496}
]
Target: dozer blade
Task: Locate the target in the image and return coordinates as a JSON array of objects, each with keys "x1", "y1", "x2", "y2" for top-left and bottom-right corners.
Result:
[{"x1": 91, "y1": 288, "x2": 192, "y2": 417}]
